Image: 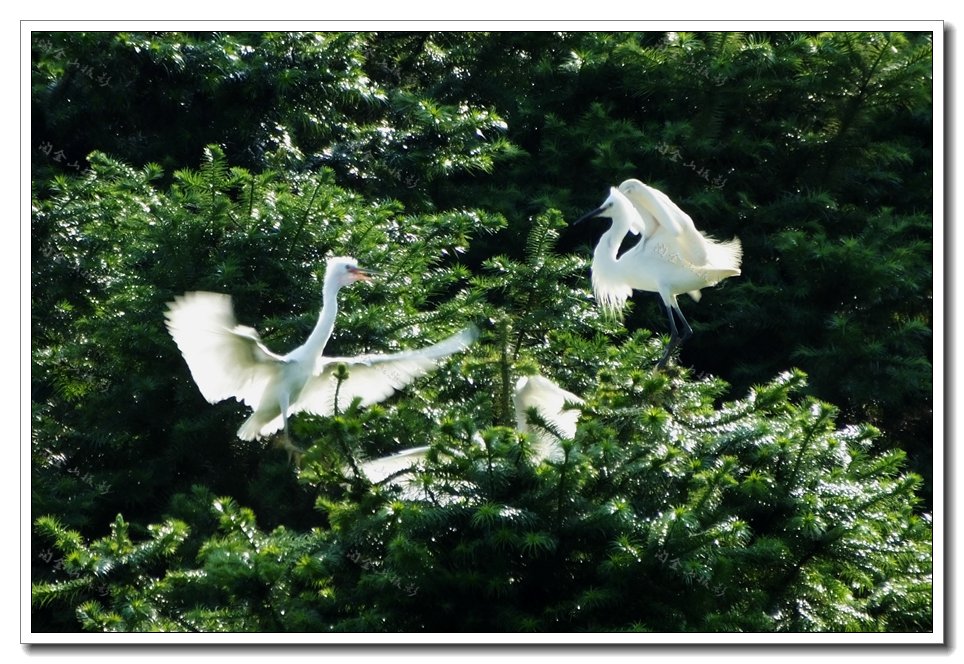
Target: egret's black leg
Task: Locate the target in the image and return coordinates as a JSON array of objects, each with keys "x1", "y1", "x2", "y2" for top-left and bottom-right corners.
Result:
[
  {"x1": 674, "y1": 305, "x2": 694, "y2": 342},
  {"x1": 656, "y1": 299, "x2": 680, "y2": 369},
  {"x1": 656, "y1": 300, "x2": 693, "y2": 370}
]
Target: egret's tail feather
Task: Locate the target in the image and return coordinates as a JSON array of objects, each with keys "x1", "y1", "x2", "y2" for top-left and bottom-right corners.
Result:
[
  {"x1": 238, "y1": 411, "x2": 284, "y2": 441},
  {"x1": 705, "y1": 236, "x2": 742, "y2": 275}
]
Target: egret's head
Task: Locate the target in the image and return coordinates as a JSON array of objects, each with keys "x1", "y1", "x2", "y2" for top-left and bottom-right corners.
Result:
[
  {"x1": 573, "y1": 187, "x2": 639, "y2": 229},
  {"x1": 573, "y1": 187, "x2": 616, "y2": 225},
  {"x1": 326, "y1": 256, "x2": 373, "y2": 288}
]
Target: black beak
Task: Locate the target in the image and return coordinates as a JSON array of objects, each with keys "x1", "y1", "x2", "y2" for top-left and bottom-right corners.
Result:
[{"x1": 572, "y1": 205, "x2": 608, "y2": 225}]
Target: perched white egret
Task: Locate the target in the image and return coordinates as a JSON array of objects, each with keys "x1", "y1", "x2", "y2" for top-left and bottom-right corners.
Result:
[
  {"x1": 576, "y1": 183, "x2": 742, "y2": 368},
  {"x1": 513, "y1": 374, "x2": 584, "y2": 463},
  {"x1": 360, "y1": 374, "x2": 583, "y2": 496},
  {"x1": 165, "y1": 256, "x2": 478, "y2": 458}
]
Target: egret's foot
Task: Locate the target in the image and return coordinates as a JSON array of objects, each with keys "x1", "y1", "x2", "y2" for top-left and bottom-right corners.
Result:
[
  {"x1": 655, "y1": 339, "x2": 682, "y2": 371},
  {"x1": 273, "y1": 435, "x2": 306, "y2": 466},
  {"x1": 286, "y1": 444, "x2": 304, "y2": 467}
]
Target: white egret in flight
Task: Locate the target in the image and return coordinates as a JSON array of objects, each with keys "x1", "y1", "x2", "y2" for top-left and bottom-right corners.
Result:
[
  {"x1": 165, "y1": 257, "x2": 478, "y2": 458},
  {"x1": 575, "y1": 183, "x2": 741, "y2": 368}
]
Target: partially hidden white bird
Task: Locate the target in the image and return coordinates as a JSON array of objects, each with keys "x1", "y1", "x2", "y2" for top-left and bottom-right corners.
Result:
[
  {"x1": 358, "y1": 445, "x2": 433, "y2": 485},
  {"x1": 575, "y1": 180, "x2": 742, "y2": 368},
  {"x1": 360, "y1": 374, "x2": 584, "y2": 497},
  {"x1": 513, "y1": 374, "x2": 584, "y2": 463},
  {"x1": 165, "y1": 256, "x2": 478, "y2": 458}
]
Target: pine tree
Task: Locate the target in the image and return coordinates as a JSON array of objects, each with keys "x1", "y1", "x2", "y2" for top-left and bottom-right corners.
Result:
[
  {"x1": 31, "y1": 31, "x2": 933, "y2": 634},
  {"x1": 33, "y1": 205, "x2": 931, "y2": 633}
]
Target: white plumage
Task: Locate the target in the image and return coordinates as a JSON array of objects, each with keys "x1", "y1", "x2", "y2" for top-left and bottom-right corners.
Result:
[
  {"x1": 359, "y1": 374, "x2": 584, "y2": 497},
  {"x1": 577, "y1": 182, "x2": 742, "y2": 368},
  {"x1": 359, "y1": 446, "x2": 432, "y2": 484},
  {"x1": 165, "y1": 257, "x2": 478, "y2": 450},
  {"x1": 513, "y1": 374, "x2": 584, "y2": 463}
]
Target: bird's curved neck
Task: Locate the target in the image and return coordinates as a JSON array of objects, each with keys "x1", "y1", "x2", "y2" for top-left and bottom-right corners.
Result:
[
  {"x1": 597, "y1": 218, "x2": 631, "y2": 264},
  {"x1": 297, "y1": 280, "x2": 341, "y2": 361}
]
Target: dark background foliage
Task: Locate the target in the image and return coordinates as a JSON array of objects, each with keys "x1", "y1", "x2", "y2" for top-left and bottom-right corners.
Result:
[{"x1": 30, "y1": 30, "x2": 933, "y2": 633}]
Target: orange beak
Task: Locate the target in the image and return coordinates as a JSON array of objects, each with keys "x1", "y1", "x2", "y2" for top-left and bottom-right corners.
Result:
[{"x1": 348, "y1": 266, "x2": 374, "y2": 282}]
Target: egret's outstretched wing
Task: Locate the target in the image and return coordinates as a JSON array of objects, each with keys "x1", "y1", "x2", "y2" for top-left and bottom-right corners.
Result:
[
  {"x1": 165, "y1": 291, "x2": 282, "y2": 408},
  {"x1": 293, "y1": 326, "x2": 479, "y2": 417},
  {"x1": 359, "y1": 446, "x2": 431, "y2": 484},
  {"x1": 514, "y1": 375, "x2": 584, "y2": 463},
  {"x1": 619, "y1": 179, "x2": 709, "y2": 265}
]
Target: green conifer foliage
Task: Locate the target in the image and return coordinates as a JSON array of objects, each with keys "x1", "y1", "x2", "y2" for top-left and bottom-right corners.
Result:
[
  {"x1": 33, "y1": 366, "x2": 931, "y2": 632},
  {"x1": 31, "y1": 31, "x2": 933, "y2": 634}
]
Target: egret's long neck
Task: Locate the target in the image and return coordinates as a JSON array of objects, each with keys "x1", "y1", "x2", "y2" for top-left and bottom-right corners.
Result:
[
  {"x1": 591, "y1": 216, "x2": 636, "y2": 317},
  {"x1": 294, "y1": 279, "x2": 341, "y2": 362},
  {"x1": 594, "y1": 228, "x2": 619, "y2": 269},
  {"x1": 598, "y1": 215, "x2": 633, "y2": 264}
]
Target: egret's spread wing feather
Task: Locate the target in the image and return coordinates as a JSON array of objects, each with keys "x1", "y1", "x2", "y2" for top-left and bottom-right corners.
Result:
[
  {"x1": 165, "y1": 291, "x2": 281, "y2": 408},
  {"x1": 632, "y1": 206, "x2": 659, "y2": 238},
  {"x1": 622, "y1": 182, "x2": 709, "y2": 266},
  {"x1": 621, "y1": 182, "x2": 683, "y2": 237},
  {"x1": 623, "y1": 205, "x2": 649, "y2": 237},
  {"x1": 648, "y1": 186, "x2": 710, "y2": 265},
  {"x1": 360, "y1": 446, "x2": 431, "y2": 484},
  {"x1": 295, "y1": 326, "x2": 478, "y2": 417}
]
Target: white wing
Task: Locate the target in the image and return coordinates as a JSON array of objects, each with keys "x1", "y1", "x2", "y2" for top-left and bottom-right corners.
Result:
[
  {"x1": 514, "y1": 375, "x2": 584, "y2": 463},
  {"x1": 359, "y1": 446, "x2": 431, "y2": 484},
  {"x1": 292, "y1": 325, "x2": 479, "y2": 417},
  {"x1": 165, "y1": 291, "x2": 282, "y2": 408},
  {"x1": 619, "y1": 180, "x2": 709, "y2": 265}
]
